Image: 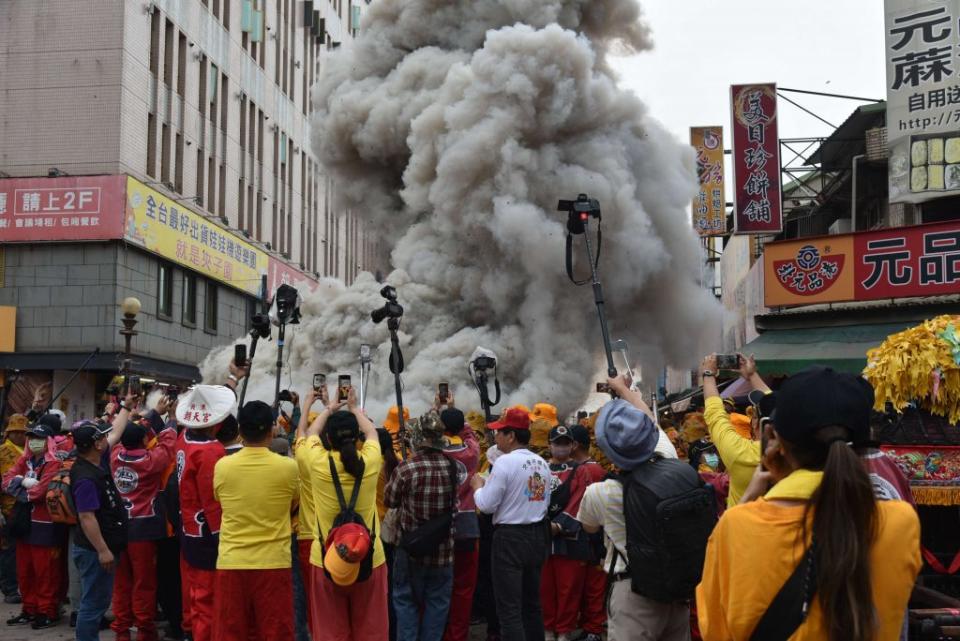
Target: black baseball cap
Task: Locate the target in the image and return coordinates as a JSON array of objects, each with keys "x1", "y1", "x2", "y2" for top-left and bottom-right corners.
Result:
[
  {"x1": 440, "y1": 408, "x2": 465, "y2": 434},
  {"x1": 73, "y1": 421, "x2": 111, "y2": 448},
  {"x1": 25, "y1": 423, "x2": 55, "y2": 439},
  {"x1": 548, "y1": 425, "x2": 574, "y2": 443},
  {"x1": 569, "y1": 424, "x2": 591, "y2": 449},
  {"x1": 772, "y1": 367, "x2": 873, "y2": 447}
]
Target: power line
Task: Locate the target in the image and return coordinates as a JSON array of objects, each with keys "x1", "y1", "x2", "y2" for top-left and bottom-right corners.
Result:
[
  {"x1": 777, "y1": 91, "x2": 838, "y2": 129},
  {"x1": 778, "y1": 87, "x2": 884, "y2": 103}
]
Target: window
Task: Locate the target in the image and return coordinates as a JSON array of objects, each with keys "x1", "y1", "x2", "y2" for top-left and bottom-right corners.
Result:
[
  {"x1": 163, "y1": 19, "x2": 174, "y2": 86},
  {"x1": 158, "y1": 263, "x2": 174, "y2": 319},
  {"x1": 149, "y1": 10, "x2": 161, "y2": 76},
  {"x1": 182, "y1": 273, "x2": 197, "y2": 326},
  {"x1": 174, "y1": 132, "x2": 184, "y2": 193},
  {"x1": 146, "y1": 113, "x2": 157, "y2": 178},
  {"x1": 161, "y1": 123, "x2": 171, "y2": 182},
  {"x1": 177, "y1": 32, "x2": 187, "y2": 97},
  {"x1": 204, "y1": 280, "x2": 219, "y2": 333}
]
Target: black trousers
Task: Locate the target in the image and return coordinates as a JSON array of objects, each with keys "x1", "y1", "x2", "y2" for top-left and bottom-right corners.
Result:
[
  {"x1": 155, "y1": 536, "x2": 183, "y2": 636},
  {"x1": 491, "y1": 521, "x2": 549, "y2": 641}
]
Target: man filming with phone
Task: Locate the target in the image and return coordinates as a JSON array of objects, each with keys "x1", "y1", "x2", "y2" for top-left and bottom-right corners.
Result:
[{"x1": 699, "y1": 353, "x2": 772, "y2": 507}]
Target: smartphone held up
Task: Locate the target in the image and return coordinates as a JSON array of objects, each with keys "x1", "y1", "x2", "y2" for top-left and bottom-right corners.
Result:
[{"x1": 338, "y1": 375, "x2": 352, "y2": 402}]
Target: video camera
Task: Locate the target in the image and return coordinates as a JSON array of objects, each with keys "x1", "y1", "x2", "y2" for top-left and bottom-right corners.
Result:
[
  {"x1": 371, "y1": 285, "x2": 404, "y2": 324},
  {"x1": 557, "y1": 193, "x2": 601, "y2": 235},
  {"x1": 271, "y1": 284, "x2": 301, "y2": 326}
]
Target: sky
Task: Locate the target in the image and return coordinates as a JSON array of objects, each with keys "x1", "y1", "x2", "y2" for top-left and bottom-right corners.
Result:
[{"x1": 611, "y1": 1, "x2": 887, "y2": 148}]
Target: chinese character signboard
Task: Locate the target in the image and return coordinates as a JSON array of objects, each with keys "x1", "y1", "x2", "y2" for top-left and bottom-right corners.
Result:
[
  {"x1": 691, "y1": 126, "x2": 727, "y2": 236},
  {"x1": 764, "y1": 220, "x2": 960, "y2": 306},
  {"x1": 0, "y1": 176, "x2": 126, "y2": 241},
  {"x1": 730, "y1": 84, "x2": 782, "y2": 234},
  {"x1": 885, "y1": 0, "x2": 960, "y2": 203},
  {"x1": 267, "y1": 257, "x2": 318, "y2": 300},
  {"x1": 125, "y1": 177, "x2": 267, "y2": 296}
]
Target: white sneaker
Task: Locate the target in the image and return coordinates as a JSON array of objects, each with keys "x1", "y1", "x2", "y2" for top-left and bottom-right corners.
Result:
[
  {"x1": 557, "y1": 634, "x2": 572, "y2": 641},
  {"x1": 545, "y1": 632, "x2": 557, "y2": 641}
]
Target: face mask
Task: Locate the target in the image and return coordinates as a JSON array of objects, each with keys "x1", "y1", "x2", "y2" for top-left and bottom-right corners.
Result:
[
  {"x1": 703, "y1": 453, "x2": 720, "y2": 470},
  {"x1": 550, "y1": 444, "x2": 573, "y2": 459},
  {"x1": 27, "y1": 438, "x2": 45, "y2": 455}
]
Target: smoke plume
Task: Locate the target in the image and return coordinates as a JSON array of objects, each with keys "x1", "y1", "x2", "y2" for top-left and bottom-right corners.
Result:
[{"x1": 200, "y1": 0, "x2": 722, "y2": 421}]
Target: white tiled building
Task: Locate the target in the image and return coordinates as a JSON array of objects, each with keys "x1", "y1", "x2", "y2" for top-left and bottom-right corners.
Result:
[{"x1": 0, "y1": 0, "x2": 380, "y2": 283}]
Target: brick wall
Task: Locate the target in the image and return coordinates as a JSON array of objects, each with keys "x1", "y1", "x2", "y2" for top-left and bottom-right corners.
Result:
[{"x1": 0, "y1": 242, "x2": 252, "y2": 367}]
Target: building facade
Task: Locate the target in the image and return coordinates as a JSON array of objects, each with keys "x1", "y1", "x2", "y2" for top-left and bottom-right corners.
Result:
[{"x1": 0, "y1": 0, "x2": 383, "y2": 421}]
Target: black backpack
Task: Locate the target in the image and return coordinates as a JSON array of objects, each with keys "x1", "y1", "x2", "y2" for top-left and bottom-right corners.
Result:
[
  {"x1": 319, "y1": 456, "x2": 375, "y2": 584},
  {"x1": 547, "y1": 462, "x2": 581, "y2": 519},
  {"x1": 619, "y1": 455, "x2": 717, "y2": 602}
]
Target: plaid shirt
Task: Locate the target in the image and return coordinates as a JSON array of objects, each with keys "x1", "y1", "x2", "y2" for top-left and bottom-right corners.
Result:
[{"x1": 384, "y1": 449, "x2": 458, "y2": 567}]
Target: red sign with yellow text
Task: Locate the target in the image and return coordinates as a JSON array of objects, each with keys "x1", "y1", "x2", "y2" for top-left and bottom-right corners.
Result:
[
  {"x1": 731, "y1": 84, "x2": 782, "y2": 234},
  {"x1": 765, "y1": 220, "x2": 960, "y2": 307}
]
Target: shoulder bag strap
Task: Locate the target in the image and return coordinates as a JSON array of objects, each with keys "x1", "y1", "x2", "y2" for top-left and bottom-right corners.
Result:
[
  {"x1": 346, "y1": 459, "x2": 365, "y2": 512},
  {"x1": 749, "y1": 544, "x2": 818, "y2": 641},
  {"x1": 328, "y1": 455, "x2": 348, "y2": 512},
  {"x1": 328, "y1": 452, "x2": 365, "y2": 512}
]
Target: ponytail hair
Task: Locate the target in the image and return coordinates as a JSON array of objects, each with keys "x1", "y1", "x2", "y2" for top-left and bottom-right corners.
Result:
[
  {"x1": 327, "y1": 410, "x2": 362, "y2": 480},
  {"x1": 337, "y1": 438, "x2": 363, "y2": 480},
  {"x1": 797, "y1": 426, "x2": 878, "y2": 641}
]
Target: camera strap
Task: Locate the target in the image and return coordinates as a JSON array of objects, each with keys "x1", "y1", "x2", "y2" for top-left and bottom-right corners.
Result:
[{"x1": 565, "y1": 224, "x2": 602, "y2": 286}]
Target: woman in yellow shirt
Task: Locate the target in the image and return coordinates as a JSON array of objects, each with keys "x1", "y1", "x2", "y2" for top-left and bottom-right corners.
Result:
[
  {"x1": 304, "y1": 389, "x2": 386, "y2": 641},
  {"x1": 697, "y1": 367, "x2": 921, "y2": 641}
]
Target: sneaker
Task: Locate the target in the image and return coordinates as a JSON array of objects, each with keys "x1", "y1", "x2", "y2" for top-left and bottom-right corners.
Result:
[
  {"x1": 3, "y1": 593, "x2": 22, "y2": 604},
  {"x1": 31, "y1": 614, "x2": 59, "y2": 630},
  {"x1": 545, "y1": 632, "x2": 557, "y2": 641},
  {"x1": 69, "y1": 611, "x2": 78, "y2": 627},
  {"x1": 6, "y1": 612, "x2": 33, "y2": 626},
  {"x1": 557, "y1": 634, "x2": 573, "y2": 641}
]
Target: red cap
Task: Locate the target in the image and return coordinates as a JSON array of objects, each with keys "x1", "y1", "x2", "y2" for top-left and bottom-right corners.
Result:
[
  {"x1": 488, "y1": 408, "x2": 531, "y2": 431},
  {"x1": 324, "y1": 523, "x2": 371, "y2": 586}
]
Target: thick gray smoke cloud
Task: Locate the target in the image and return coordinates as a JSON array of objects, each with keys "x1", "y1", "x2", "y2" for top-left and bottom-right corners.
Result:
[{"x1": 200, "y1": 0, "x2": 722, "y2": 421}]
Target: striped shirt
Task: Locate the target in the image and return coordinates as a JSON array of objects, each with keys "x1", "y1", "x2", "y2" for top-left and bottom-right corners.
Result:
[{"x1": 577, "y1": 478, "x2": 627, "y2": 573}]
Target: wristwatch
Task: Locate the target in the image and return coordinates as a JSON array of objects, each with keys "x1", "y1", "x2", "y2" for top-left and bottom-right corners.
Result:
[
  {"x1": 228, "y1": 374, "x2": 239, "y2": 383},
  {"x1": 702, "y1": 370, "x2": 716, "y2": 378}
]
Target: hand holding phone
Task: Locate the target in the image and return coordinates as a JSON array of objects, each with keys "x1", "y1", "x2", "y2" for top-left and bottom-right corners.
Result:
[
  {"x1": 716, "y1": 354, "x2": 740, "y2": 370},
  {"x1": 234, "y1": 343, "x2": 248, "y2": 367},
  {"x1": 338, "y1": 375, "x2": 351, "y2": 403},
  {"x1": 438, "y1": 382, "x2": 449, "y2": 404},
  {"x1": 313, "y1": 373, "x2": 326, "y2": 392}
]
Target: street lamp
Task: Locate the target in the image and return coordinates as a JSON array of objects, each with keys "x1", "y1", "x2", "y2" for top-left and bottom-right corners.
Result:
[{"x1": 119, "y1": 297, "x2": 141, "y2": 374}]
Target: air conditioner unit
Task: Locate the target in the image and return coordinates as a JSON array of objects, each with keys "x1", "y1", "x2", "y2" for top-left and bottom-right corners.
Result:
[{"x1": 829, "y1": 218, "x2": 852, "y2": 235}]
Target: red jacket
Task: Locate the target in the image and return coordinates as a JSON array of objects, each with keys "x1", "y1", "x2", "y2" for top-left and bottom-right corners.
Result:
[
  {"x1": 111, "y1": 419, "x2": 177, "y2": 541},
  {"x1": 175, "y1": 429, "x2": 225, "y2": 569},
  {"x1": 1, "y1": 440, "x2": 65, "y2": 546}
]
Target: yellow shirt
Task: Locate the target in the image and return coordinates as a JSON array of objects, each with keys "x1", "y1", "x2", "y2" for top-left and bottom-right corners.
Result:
[
  {"x1": 697, "y1": 470, "x2": 921, "y2": 641},
  {"x1": 213, "y1": 447, "x2": 299, "y2": 570},
  {"x1": 306, "y1": 436, "x2": 385, "y2": 569},
  {"x1": 703, "y1": 396, "x2": 761, "y2": 507},
  {"x1": 0, "y1": 439, "x2": 24, "y2": 516},
  {"x1": 293, "y1": 437, "x2": 317, "y2": 541}
]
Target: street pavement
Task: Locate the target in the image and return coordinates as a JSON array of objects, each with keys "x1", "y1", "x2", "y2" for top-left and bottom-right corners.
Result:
[{"x1": 1, "y1": 598, "x2": 495, "y2": 640}]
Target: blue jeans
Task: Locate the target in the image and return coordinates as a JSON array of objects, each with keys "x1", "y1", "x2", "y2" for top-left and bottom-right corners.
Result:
[
  {"x1": 0, "y1": 534, "x2": 17, "y2": 596},
  {"x1": 291, "y1": 534, "x2": 310, "y2": 641},
  {"x1": 72, "y1": 544, "x2": 115, "y2": 641},
  {"x1": 392, "y1": 547, "x2": 453, "y2": 641}
]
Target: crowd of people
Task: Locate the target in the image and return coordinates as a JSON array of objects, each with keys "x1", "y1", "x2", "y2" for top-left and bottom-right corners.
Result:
[{"x1": 0, "y1": 352, "x2": 923, "y2": 641}]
